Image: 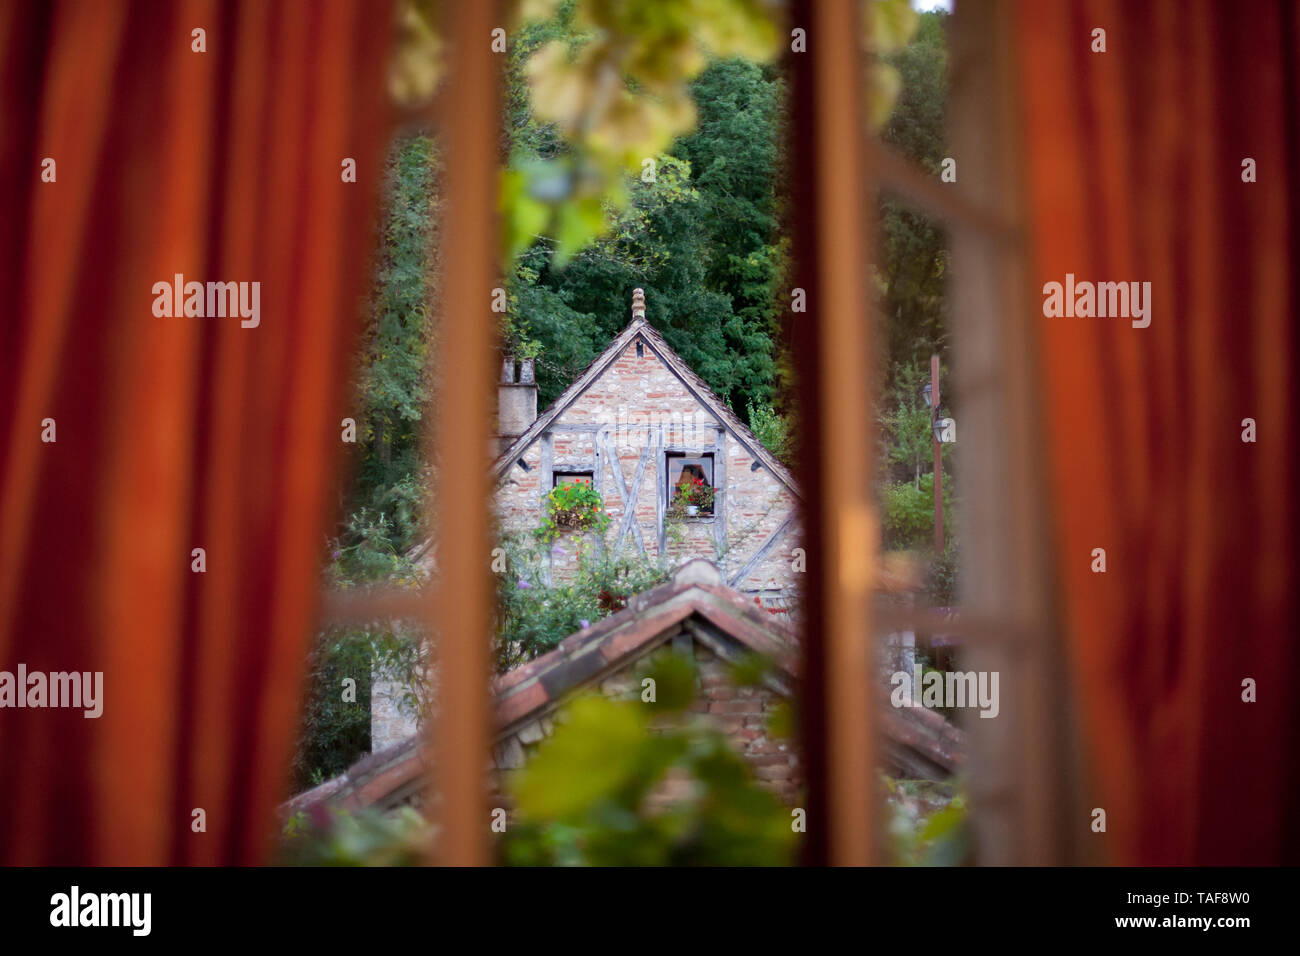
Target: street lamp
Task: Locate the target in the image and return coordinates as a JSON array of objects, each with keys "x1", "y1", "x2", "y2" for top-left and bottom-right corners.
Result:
[{"x1": 920, "y1": 382, "x2": 932, "y2": 408}]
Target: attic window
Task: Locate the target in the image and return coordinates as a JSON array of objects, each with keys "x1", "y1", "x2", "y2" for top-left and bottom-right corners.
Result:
[
  {"x1": 635, "y1": 340, "x2": 644, "y2": 358},
  {"x1": 666, "y1": 453, "x2": 714, "y2": 516},
  {"x1": 553, "y1": 471, "x2": 593, "y2": 489}
]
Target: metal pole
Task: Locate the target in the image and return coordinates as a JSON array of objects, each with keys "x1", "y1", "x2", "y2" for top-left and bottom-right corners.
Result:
[{"x1": 932, "y1": 353, "x2": 944, "y2": 554}]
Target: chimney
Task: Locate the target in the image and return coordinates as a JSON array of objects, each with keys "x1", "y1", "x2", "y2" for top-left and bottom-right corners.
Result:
[
  {"x1": 497, "y1": 354, "x2": 537, "y2": 449},
  {"x1": 631, "y1": 287, "x2": 646, "y2": 321}
]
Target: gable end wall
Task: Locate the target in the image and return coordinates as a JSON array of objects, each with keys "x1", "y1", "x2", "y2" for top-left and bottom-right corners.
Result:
[{"x1": 494, "y1": 337, "x2": 801, "y2": 597}]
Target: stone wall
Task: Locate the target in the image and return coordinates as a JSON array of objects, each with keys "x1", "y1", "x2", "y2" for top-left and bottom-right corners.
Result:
[
  {"x1": 370, "y1": 658, "x2": 431, "y2": 754},
  {"x1": 491, "y1": 642, "x2": 802, "y2": 808},
  {"x1": 494, "y1": 335, "x2": 801, "y2": 598}
]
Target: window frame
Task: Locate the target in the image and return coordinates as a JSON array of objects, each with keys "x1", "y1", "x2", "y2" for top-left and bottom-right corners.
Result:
[
  {"x1": 316, "y1": 1, "x2": 1070, "y2": 866},
  {"x1": 665, "y1": 451, "x2": 716, "y2": 517},
  {"x1": 552, "y1": 470, "x2": 594, "y2": 490}
]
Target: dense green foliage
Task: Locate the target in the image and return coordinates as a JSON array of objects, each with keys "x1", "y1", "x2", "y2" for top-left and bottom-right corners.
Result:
[
  {"x1": 502, "y1": 0, "x2": 778, "y2": 265},
  {"x1": 880, "y1": 359, "x2": 943, "y2": 485},
  {"x1": 871, "y1": 13, "x2": 959, "y2": 604},
  {"x1": 877, "y1": 355, "x2": 956, "y2": 589},
  {"x1": 882, "y1": 774, "x2": 971, "y2": 866},
  {"x1": 745, "y1": 400, "x2": 793, "y2": 465},
  {"x1": 877, "y1": 12, "x2": 950, "y2": 381},
  {"x1": 280, "y1": 656, "x2": 797, "y2": 867},
  {"x1": 291, "y1": 628, "x2": 373, "y2": 789},
  {"x1": 280, "y1": 766, "x2": 966, "y2": 867},
  {"x1": 347, "y1": 134, "x2": 439, "y2": 558},
  {"x1": 502, "y1": 654, "x2": 796, "y2": 866},
  {"x1": 291, "y1": 135, "x2": 439, "y2": 789},
  {"x1": 279, "y1": 806, "x2": 432, "y2": 866},
  {"x1": 881, "y1": 472, "x2": 955, "y2": 551},
  {"x1": 505, "y1": 15, "x2": 789, "y2": 416},
  {"x1": 291, "y1": 625, "x2": 427, "y2": 791},
  {"x1": 494, "y1": 533, "x2": 670, "y2": 672}
]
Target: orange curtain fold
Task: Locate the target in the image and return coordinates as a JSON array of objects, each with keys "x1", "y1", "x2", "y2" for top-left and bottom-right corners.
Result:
[
  {"x1": 0, "y1": 0, "x2": 393, "y2": 864},
  {"x1": 1016, "y1": 0, "x2": 1298, "y2": 863}
]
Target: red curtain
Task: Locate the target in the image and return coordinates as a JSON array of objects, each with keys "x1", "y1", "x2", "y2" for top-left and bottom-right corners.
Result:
[
  {"x1": 0, "y1": 0, "x2": 393, "y2": 864},
  {"x1": 1017, "y1": 0, "x2": 1298, "y2": 863}
]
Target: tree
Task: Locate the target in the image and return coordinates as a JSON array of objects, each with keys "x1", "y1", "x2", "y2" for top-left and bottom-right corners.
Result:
[
  {"x1": 875, "y1": 11, "x2": 950, "y2": 393},
  {"x1": 292, "y1": 134, "x2": 438, "y2": 785},
  {"x1": 505, "y1": 51, "x2": 787, "y2": 415},
  {"x1": 746, "y1": 400, "x2": 793, "y2": 465},
  {"x1": 881, "y1": 360, "x2": 938, "y2": 487},
  {"x1": 346, "y1": 133, "x2": 439, "y2": 559}
]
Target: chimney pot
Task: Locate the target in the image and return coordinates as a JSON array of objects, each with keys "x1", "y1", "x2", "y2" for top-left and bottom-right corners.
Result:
[
  {"x1": 632, "y1": 287, "x2": 646, "y2": 320},
  {"x1": 498, "y1": 353, "x2": 536, "y2": 448}
]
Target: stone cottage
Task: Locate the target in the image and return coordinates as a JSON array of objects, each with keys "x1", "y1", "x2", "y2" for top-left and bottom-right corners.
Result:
[
  {"x1": 494, "y1": 288, "x2": 801, "y2": 603},
  {"x1": 288, "y1": 560, "x2": 963, "y2": 821},
  {"x1": 373, "y1": 289, "x2": 803, "y2": 751}
]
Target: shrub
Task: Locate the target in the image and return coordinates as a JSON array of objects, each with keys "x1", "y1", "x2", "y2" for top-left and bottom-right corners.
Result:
[
  {"x1": 501, "y1": 655, "x2": 797, "y2": 866},
  {"x1": 494, "y1": 533, "x2": 669, "y2": 671},
  {"x1": 326, "y1": 485, "x2": 425, "y2": 590},
  {"x1": 278, "y1": 807, "x2": 432, "y2": 866},
  {"x1": 881, "y1": 774, "x2": 971, "y2": 866},
  {"x1": 880, "y1": 471, "x2": 954, "y2": 551},
  {"x1": 746, "y1": 400, "x2": 793, "y2": 465},
  {"x1": 291, "y1": 628, "x2": 374, "y2": 790},
  {"x1": 296, "y1": 492, "x2": 428, "y2": 788},
  {"x1": 280, "y1": 657, "x2": 799, "y2": 867},
  {"x1": 925, "y1": 540, "x2": 959, "y2": 606},
  {"x1": 290, "y1": 624, "x2": 429, "y2": 792}
]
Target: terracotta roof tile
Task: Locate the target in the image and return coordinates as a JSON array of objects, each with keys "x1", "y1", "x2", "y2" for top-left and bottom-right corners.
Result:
[{"x1": 282, "y1": 559, "x2": 964, "y2": 818}]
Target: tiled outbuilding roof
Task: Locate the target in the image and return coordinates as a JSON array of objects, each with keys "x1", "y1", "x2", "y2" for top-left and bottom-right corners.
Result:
[{"x1": 282, "y1": 560, "x2": 963, "y2": 819}]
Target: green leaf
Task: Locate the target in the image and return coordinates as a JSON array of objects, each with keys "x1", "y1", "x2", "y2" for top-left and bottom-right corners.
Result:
[{"x1": 511, "y1": 696, "x2": 650, "y2": 819}]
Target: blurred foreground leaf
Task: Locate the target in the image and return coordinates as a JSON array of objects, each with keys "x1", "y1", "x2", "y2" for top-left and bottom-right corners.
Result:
[{"x1": 504, "y1": 656, "x2": 797, "y2": 865}]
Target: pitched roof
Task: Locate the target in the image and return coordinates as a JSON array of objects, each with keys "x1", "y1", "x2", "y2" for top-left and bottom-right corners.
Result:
[
  {"x1": 490, "y1": 558, "x2": 799, "y2": 730},
  {"x1": 281, "y1": 560, "x2": 963, "y2": 819},
  {"x1": 407, "y1": 293, "x2": 800, "y2": 570},
  {"x1": 493, "y1": 310, "x2": 800, "y2": 500}
]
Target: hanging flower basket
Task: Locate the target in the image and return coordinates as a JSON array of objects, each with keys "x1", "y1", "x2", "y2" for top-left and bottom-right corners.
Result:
[{"x1": 536, "y1": 479, "x2": 611, "y2": 542}]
